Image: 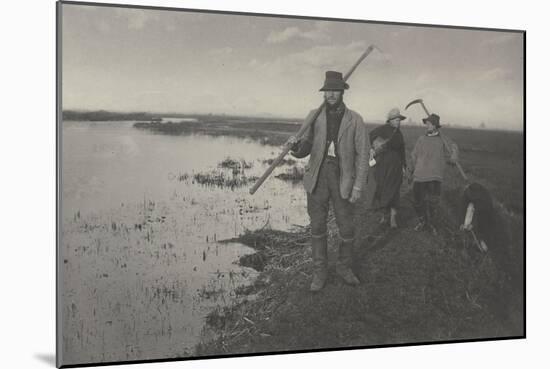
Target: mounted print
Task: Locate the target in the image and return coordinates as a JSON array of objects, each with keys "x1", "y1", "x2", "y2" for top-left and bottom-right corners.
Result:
[{"x1": 56, "y1": 1, "x2": 525, "y2": 367}]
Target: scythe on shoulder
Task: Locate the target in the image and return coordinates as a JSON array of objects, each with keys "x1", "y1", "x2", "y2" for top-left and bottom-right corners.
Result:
[{"x1": 249, "y1": 45, "x2": 380, "y2": 195}]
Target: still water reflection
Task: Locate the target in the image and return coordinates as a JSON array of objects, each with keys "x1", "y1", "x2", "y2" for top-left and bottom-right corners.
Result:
[{"x1": 60, "y1": 121, "x2": 307, "y2": 364}]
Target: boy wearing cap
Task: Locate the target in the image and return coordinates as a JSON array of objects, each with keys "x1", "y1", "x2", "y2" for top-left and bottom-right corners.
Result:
[
  {"x1": 410, "y1": 113, "x2": 459, "y2": 234},
  {"x1": 289, "y1": 71, "x2": 369, "y2": 292}
]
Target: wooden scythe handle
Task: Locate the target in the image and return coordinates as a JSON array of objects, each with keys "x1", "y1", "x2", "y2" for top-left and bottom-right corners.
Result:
[
  {"x1": 440, "y1": 134, "x2": 468, "y2": 181},
  {"x1": 419, "y1": 101, "x2": 430, "y2": 116},
  {"x1": 249, "y1": 45, "x2": 376, "y2": 195}
]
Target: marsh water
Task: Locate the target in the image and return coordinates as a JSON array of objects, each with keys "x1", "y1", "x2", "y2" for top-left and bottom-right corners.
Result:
[{"x1": 60, "y1": 121, "x2": 308, "y2": 364}]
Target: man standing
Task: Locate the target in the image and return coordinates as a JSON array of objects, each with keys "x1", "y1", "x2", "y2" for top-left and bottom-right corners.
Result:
[{"x1": 290, "y1": 71, "x2": 369, "y2": 292}]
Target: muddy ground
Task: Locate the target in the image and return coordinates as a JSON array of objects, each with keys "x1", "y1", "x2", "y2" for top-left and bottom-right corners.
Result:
[{"x1": 194, "y1": 183, "x2": 523, "y2": 356}]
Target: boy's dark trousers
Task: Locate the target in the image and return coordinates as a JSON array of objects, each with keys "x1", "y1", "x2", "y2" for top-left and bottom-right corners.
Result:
[{"x1": 413, "y1": 180, "x2": 441, "y2": 224}]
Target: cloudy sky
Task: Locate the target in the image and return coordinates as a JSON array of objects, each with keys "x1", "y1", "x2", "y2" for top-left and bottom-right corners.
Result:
[{"x1": 61, "y1": 3, "x2": 524, "y2": 130}]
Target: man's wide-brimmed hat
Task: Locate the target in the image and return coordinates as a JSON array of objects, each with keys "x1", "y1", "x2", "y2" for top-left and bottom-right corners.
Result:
[
  {"x1": 422, "y1": 113, "x2": 441, "y2": 128},
  {"x1": 387, "y1": 108, "x2": 406, "y2": 122},
  {"x1": 319, "y1": 71, "x2": 349, "y2": 91}
]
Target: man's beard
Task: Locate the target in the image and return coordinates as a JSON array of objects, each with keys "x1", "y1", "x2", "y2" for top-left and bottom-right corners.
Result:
[{"x1": 325, "y1": 95, "x2": 343, "y2": 110}]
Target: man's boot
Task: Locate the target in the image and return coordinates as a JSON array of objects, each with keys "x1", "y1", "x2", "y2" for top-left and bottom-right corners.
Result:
[
  {"x1": 310, "y1": 235, "x2": 328, "y2": 292},
  {"x1": 390, "y1": 207, "x2": 398, "y2": 228},
  {"x1": 379, "y1": 208, "x2": 388, "y2": 225},
  {"x1": 336, "y1": 239, "x2": 360, "y2": 285},
  {"x1": 426, "y1": 198, "x2": 438, "y2": 235},
  {"x1": 414, "y1": 216, "x2": 426, "y2": 231}
]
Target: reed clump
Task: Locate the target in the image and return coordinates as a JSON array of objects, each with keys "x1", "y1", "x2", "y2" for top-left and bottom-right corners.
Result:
[{"x1": 274, "y1": 166, "x2": 304, "y2": 182}]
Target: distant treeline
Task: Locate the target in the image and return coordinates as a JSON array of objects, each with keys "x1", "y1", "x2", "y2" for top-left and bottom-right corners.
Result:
[
  {"x1": 62, "y1": 110, "x2": 300, "y2": 123},
  {"x1": 62, "y1": 110, "x2": 155, "y2": 121}
]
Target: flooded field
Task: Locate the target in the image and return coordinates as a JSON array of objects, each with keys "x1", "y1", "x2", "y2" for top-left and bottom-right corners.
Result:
[{"x1": 60, "y1": 121, "x2": 308, "y2": 365}]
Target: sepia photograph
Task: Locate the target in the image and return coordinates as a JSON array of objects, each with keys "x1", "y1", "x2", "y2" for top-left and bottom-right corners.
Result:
[{"x1": 57, "y1": 1, "x2": 525, "y2": 367}]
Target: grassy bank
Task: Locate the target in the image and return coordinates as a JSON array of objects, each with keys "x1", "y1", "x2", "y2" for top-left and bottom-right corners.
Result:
[{"x1": 195, "y1": 183, "x2": 523, "y2": 355}]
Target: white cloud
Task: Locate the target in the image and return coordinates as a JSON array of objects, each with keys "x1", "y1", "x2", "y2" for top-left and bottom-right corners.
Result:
[
  {"x1": 266, "y1": 21, "x2": 331, "y2": 44},
  {"x1": 114, "y1": 9, "x2": 158, "y2": 30},
  {"x1": 301, "y1": 21, "x2": 331, "y2": 42},
  {"x1": 163, "y1": 12, "x2": 207, "y2": 32},
  {"x1": 267, "y1": 26, "x2": 302, "y2": 43},
  {"x1": 255, "y1": 41, "x2": 385, "y2": 78}
]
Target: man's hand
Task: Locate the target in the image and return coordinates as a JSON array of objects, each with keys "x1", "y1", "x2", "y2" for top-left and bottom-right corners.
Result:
[
  {"x1": 348, "y1": 188, "x2": 362, "y2": 203},
  {"x1": 460, "y1": 223, "x2": 473, "y2": 231},
  {"x1": 288, "y1": 135, "x2": 298, "y2": 147},
  {"x1": 288, "y1": 136, "x2": 300, "y2": 156},
  {"x1": 404, "y1": 167, "x2": 413, "y2": 185}
]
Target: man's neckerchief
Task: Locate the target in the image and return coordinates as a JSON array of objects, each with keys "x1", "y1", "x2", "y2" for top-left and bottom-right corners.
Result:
[
  {"x1": 325, "y1": 102, "x2": 345, "y2": 157},
  {"x1": 426, "y1": 129, "x2": 440, "y2": 137},
  {"x1": 326, "y1": 102, "x2": 345, "y2": 141}
]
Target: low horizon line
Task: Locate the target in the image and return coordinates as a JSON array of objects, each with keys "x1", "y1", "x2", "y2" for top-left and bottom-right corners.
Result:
[{"x1": 61, "y1": 108, "x2": 524, "y2": 132}]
